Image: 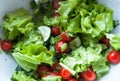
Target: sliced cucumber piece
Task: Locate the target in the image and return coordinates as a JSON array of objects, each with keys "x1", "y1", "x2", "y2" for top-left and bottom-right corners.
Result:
[
  {"x1": 38, "y1": 26, "x2": 51, "y2": 42},
  {"x1": 69, "y1": 37, "x2": 81, "y2": 50}
]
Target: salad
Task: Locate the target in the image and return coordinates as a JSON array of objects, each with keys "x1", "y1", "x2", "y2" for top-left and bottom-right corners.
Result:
[{"x1": 0, "y1": 0, "x2": 120, "y2": 81}]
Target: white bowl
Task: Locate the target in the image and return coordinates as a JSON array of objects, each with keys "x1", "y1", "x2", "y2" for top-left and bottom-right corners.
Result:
[{"x1": 0, "y1": 0, "x2": 120, "y2": 81}]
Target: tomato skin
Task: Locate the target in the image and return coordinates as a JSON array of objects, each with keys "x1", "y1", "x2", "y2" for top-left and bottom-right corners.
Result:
[
  {"x1": 80, "y1": 68, "x2": 96, "y2": 81},
  {"x1": 68, "y1": 77, "x2": 78, "y2": 81},
  {"x1": 52, "y1": 26, "x2": 60, "y2": 36},
  {"x1": 53, "y1": 0, "x2": 60, "y2": 10},
  {"x1": 100, "y1": 37, "x2": 110, "y2": 48},
  {"x1": 0, "y1": 40, "x2": 13, "y2": 51},
  {"x1": 38, "y1": 65, "x2": 50, "y2": 77},
  {"x1": 60, "y1": 68, "x2": 71, "y2": 80},
  {"x1": 53, "y1": 13, "x2": 60, "y2": 17},
  {"x1": 107, "y1": 50, "x2": 120, "y2": 64},
  {"x1": 61, "y1": 31, "x2": 72, "y2": 42},
  {"x1": 55, "y1": 41, "x2": 68, "y2": 54}
]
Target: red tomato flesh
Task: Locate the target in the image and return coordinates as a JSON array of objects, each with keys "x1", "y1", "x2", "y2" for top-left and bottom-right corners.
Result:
[
  {"x1": 80, "y1": 68, "x2": 96, "y2": 81},
  {"x1": 107, "y1": 50, "x2": 120, "y2": 64},
  {"x1": 55, "y1": 41, "x2": 68, "y2": 54},
  {"x1": 61, "y1": 31, "x2": 72, "y2": 42},
  {"x1": 60, "y1": 68, "x2": 71, "y2": 80}
]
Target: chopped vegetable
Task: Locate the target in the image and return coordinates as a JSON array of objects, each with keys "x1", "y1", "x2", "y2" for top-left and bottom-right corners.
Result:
[
  {"x1": 107, "y1": 50, "x2": 120, "y2": 64},
  {"x1": 60, "y1": 68, "x2": 71, "y2": 80},
  {"x1": 11, "y1": 71, "x2": 37, "y2": 81},
  {"x1": 80, "y1": 68, "x2": 96, "y2": 81},
  {"x1": 106, "y1": 34, "x2": 120, "y2": 50},
  {"x1": 0, "y1": 39, "x2": 13, "y2": 51}
]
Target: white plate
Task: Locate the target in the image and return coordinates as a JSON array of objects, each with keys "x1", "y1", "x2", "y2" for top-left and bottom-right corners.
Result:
[{"x1": 0, "y1": 0, "x2": 120, "y2": 81}]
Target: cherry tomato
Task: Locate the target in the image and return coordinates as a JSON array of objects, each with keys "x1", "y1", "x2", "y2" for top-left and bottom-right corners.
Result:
[
  {"x1": 107, "y1": 50, "x2": 120, "y2": 64},
  {"x1": 80, "y1": 68, "x2": 96, "y2": 81},
  {"x1": 60, "y1": 68, "x2": 71, "y2": 80},
  {"x1": 38, "y1": 65, "x2": 50, "y2": 77},
  {"x1": 0, "y1": 39, "x2": 13, "y2": 51},
  {"x1": 53, "y1": 0, "x2": 60, "y2": 10},
  {"x1": 68, "y1": 77, "x2": 78, "y2": 81},
  {"x1": 52, "y1": 26, "x2": 60, "y2": 36},
  {"x1": 53, "y1": 13, "x2": 60, "y2": 17},
  {"x1": 100, "y1": 37, "x2": 110, "y2": 48},
  {"x1": 61, "y1": 31, "x2": 72, "y2": 42},
  {"x1": 55, "y1": 41, "x2": 68, "y2": 54}
]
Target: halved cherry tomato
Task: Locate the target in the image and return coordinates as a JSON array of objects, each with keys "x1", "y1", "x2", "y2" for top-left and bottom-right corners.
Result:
[
  {"x1": 107, "y1": 50, "x2": 120, "y2": 64},
  {"x1": 38, "y1": 65, "x2": 50, "y2": 77},
  {"x1": 0, "y1": 39, "x2": 13, "y2": 51},
  {"x1": 53, "y1": 13, "x2": 60, "y2": 17},
  {"x1": 60, "y1": 68, "x2": 71, "y2": 80},
  {"x1": 68, "y1": 77, "x2": 78, "y2": 81},
  {"x1": 100, "y1": 37, "x2": 110, "y2": 48},
  {"x1": 53, "y1": 0, "x2": 60, "y2": 10},
  {"x1": 52, "y1": 26, "x2": 60, "y2": 36},
  {"x1": 55, "y1": 41, "x2": 69, "y2": 54},
  {"x1": 61, "y1": 31, "x2": 72, "y2": 42},
  {"x1": 80, "y1": 68, "x2": 96, "y2": 81}
]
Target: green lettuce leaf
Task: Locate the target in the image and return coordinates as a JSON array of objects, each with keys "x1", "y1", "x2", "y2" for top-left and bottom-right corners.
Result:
[
  {"x1": 92, "y1": 56, "x2": 110, "y2": 79},
  {"x1": 60, "y1": 45, "x2": 109, "y2": 78},
  {"x1": 3, "y1": 8, "x2": 34, "y2": 40},
  {"x1": 44, "y1": 0, "x2": 113, "y2": 38},
  {"x1": 12, "y1": 44, "x2": 54, "y2": 71},
  {"x1": 60, "y1": 45, "x2": 102, "y2": 73},
  {"x1": 11, "y1": 71, "x2": 37, "y2": 81},
  {"x1": 41, "y1": 76, "x2": 62, "y2": 81},
  {"x1": 106, "y1": 34, "x2": 120, "y2": 50},
  {"x1": 13, "y1": 30, "x2": 44, "y2": 52},
  {"x1": 56, "y1": 0, "x2": 80, "y2": 18},
  {"x1": 66, "y1": 14, "x2": 81, "y2": 34},
  {"x1": 80, "y1": 34, "x2": 107, "y2": 49}
]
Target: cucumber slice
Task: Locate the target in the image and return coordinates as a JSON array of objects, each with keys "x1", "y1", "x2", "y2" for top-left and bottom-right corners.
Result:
[
  {"x1": 69, "y1": 37, "x2": 81, "y2": 50},
  {"x1": 38, "y1": 26, "x2": 51, "y2": 42}
]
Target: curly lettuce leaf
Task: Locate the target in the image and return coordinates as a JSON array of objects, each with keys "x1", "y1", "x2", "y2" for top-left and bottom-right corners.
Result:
[
  {"x1": 56, "y1": 0, "x2": 80, "y2": 18},
  {"x1": 12, "y1": 44, "x2": 54, "y2": 71},
  {"x1": 13, "y1": 30, "x2": 44, "y2": 52},
  {"x1": 92, "y1": 56, "x2": 110, "y2": 79},
  {"x1": 3, "y1": 8, "x2": 34, "y2": 40},
  {"x1": 60, "y1": 45, "x2": 109, "y2": 78},
  {"x1": 106, "y1": 34, "x2": 120, "y2": 50},
  {"x1": 67, "y1": 4, "x2": 113, "y2": 37},
  {"x1": 11, "y1": 71, "x2": 37, "y2": 81},
  {"x1": 44, "y1": 0, "x2": 113, "y2": 38}
]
